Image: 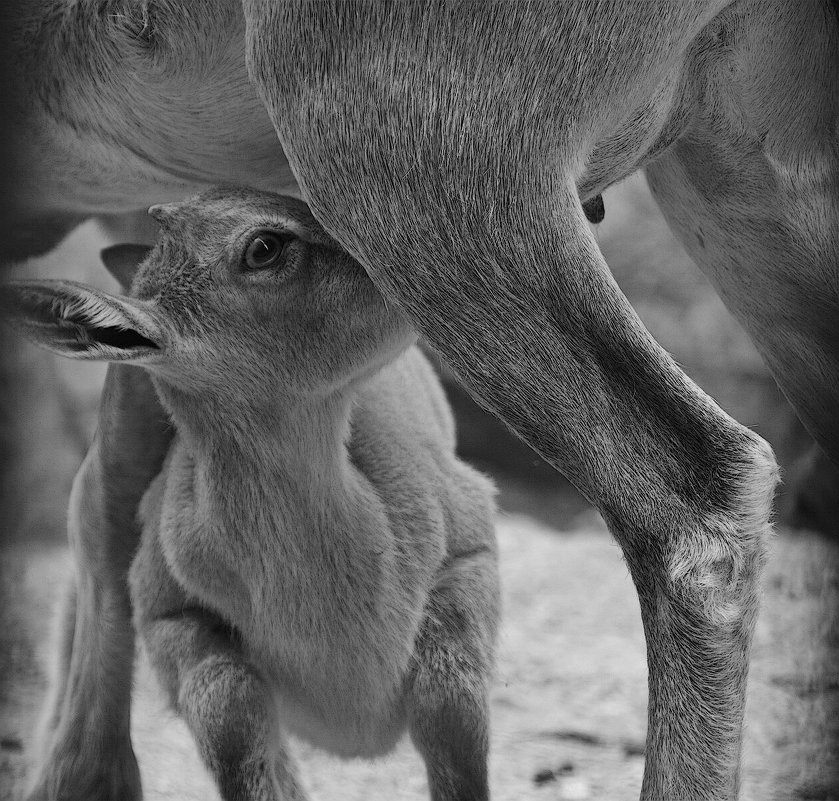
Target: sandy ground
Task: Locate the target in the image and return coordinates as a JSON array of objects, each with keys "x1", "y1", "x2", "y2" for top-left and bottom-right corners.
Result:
[{"x1": 1, "y1": 512, "x2": 837, "y2": 801}]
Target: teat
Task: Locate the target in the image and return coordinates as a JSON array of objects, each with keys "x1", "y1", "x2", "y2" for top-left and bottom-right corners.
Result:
[{"x1": 148, "y1": 203, "x2": 181, "y2": 225}]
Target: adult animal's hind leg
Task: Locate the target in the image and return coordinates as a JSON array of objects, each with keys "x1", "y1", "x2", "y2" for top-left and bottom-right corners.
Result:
[
  {"x1": 407, "y1": 547, "x2": 499, "y2": 801},
  {"x1": 26, "y1": 365, "x2": 173, "y2": 801},
  {"x1": 248, "y1": 9, "x2": 778, "y2": 797}
]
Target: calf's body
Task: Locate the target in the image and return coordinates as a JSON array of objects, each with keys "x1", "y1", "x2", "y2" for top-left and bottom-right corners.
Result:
[
  {"x1": 3, "y1": 190, "x2": 499, "y2": 801},
  {"x1": 133, "y1": 349, "x2": 497, "y2": 751}
]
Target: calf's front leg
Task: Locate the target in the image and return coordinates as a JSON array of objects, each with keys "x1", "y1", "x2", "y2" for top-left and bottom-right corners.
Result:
[
  {"x1": 129, "y1": 523, "x2": 307, "y2": 801},
  {"x1": 407, "y1": 547, "x2": 499, "y2": 801}
]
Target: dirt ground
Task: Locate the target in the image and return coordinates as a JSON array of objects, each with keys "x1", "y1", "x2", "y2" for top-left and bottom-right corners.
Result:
[{"x1": 1, "y1": 510, "x2": 837, "y2": 801}]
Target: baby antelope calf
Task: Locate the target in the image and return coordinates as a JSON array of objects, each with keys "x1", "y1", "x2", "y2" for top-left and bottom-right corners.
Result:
[{"x1": 3, "y1": 188, "x2": 499, "y2": 801}]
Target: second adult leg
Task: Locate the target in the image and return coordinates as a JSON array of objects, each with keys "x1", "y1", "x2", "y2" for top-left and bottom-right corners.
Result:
[
  {"x1": 249, "y1": 12, "x2": 779, "y2": 794},
  {"x1": 26, "y1": 365, "x2": 173, "y2": 801}
]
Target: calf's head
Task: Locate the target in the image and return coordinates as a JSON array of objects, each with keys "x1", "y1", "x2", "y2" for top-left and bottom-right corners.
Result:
[{"x1": 1, "y1": 189, "x2": 415, "y2": 403}]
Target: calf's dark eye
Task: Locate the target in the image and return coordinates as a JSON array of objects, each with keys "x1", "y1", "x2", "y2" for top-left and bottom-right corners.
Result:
[{"x1": 242, "y1": 231, "x2": 287, "y2": 271}]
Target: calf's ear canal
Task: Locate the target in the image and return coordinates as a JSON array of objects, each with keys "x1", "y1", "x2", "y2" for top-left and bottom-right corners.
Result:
[{"x1": 100, "y1": 243, "x2": 153, "y2": 291}]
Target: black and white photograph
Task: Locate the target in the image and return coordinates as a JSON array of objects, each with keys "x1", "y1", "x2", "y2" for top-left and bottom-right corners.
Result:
[{"x1": 0, "y1": 3, "x2": 837, "y2": 800}]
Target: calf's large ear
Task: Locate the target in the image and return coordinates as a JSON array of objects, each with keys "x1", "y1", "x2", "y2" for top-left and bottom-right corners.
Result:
[
  {"x1": 0, "y1": 279, "x2": 163, "y2": 363},
  {"x1": 100, "y1": 243, "x2": 153, "y2": 291}
]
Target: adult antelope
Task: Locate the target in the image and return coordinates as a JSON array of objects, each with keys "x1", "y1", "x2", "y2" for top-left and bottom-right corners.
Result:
[{"x1": 2, "y1": 1, "x2": 836, "y2": 800}]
